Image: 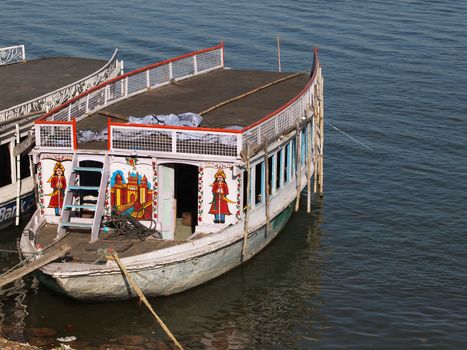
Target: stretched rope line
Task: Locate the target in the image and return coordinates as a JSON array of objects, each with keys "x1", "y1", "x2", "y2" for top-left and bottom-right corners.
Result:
[{"x1": 324, "y1": 120, "x2": 374, "y2": 151}]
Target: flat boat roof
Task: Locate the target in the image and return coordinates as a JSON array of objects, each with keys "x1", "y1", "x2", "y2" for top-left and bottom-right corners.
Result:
[
  {"x1": 0, "y1": 57, "x2": 107, "y2": 110},
  {"x1": 77, "y1": 69, "x2": 309, "y2": 150}
]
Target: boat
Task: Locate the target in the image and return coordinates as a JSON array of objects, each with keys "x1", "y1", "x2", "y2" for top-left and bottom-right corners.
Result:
[
  {"x1": 0, "y1": 44, "x2": 122, "y2": 229},
  {"x1": 18, "y1": 43, "x2": 324, "y2": 301}
]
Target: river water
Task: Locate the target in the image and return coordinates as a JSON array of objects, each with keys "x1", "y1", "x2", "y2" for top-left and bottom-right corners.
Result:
[{"x1": 1, "y1": 0, "x2": 467, "y2": 349}]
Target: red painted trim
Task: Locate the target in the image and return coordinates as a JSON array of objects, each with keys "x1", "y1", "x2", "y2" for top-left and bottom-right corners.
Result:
[
  {"x1": 109, "y1": 121, "x2": 242, "y2": 134},
  {"x1": 35, "y1": 120, "x2": 73, "y2": 125},
  {"x1": 241, "y1": 48, "x2": 320, "y2": 132},
  {"x1": 35, "y1": 43, "x2": 223, "y2": 123},
  {"x1": 107, "y1": 118, "x2": 111, "y2": 151},
  {"x1": 72, "y1": 119, "x2": 78, "y2": 150}
]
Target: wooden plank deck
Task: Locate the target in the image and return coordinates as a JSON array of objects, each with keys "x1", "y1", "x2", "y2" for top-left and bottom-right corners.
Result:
[
  {"x1": 36, "y1": 224, "x2": 186, "y2": 263},
  {"x1": 0, "y1": 57, "x2": 107, "y2": 110},
  {"x1": 77, "y1": 69, "x2": 309, "y2": 150}
]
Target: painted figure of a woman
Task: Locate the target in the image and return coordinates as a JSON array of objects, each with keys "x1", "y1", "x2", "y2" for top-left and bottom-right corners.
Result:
[
  {"x1": 47, "y1": 161, "x2": 66, "y2": 216},
  {"x1": 209, "y1": 169, "x2": 234, "y2": 223}
]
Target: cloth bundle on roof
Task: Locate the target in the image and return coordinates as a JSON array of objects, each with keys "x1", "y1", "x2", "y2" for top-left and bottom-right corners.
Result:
[{"x1": 128, "y1": 112, "x2": 203, "y2": 127}]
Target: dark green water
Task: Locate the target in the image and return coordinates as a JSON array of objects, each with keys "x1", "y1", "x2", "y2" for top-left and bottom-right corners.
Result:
[{"x1": 1, "y1": 0, "x2": 467, "y2": 348}]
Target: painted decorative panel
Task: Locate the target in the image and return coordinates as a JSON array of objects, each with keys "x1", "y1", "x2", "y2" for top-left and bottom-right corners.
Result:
[
  {"x1": 199, "y1": 163, "x2": 240, "y2": 226},
  {"x1": 109, "y1": 157, "x2": 154, "y2": 221},
  {"x1": 40, "y1": 154, "x2": 73, "y2": 217}
]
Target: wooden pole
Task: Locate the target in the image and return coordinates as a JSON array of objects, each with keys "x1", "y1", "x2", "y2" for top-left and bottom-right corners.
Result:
[
  {"x1": 111, "y1": 252, "x2": 184, "y2": 350},
  {"x1": 276, "y1": 35, "x2": 281, "y2": 72},
  {"x1": 0, "y1": 245, "x2": 71, "y2": 288},
  {"x1": 264, "y1": 143, "x2": 270, "y2": 231},
  {"x1": 306, "y1": 109, "x2": 312, "y2": 213},
  {"x1": 319, "y1": 69, "x2": 324, "y2": 196},
  {"x1": 313, "y1": 85, "x2": 319, "y2": 194},
  {"x1": 199, "y1": 72, "x2": 303, "y2": 116},
  {"x1": 294, "y1": 122, "x2": 301, "y2": 212},
  {"x1": 242, "y1": 145, "x2": 250, "y2": 261}
]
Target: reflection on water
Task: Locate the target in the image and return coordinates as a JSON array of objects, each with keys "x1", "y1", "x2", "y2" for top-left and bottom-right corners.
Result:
[{"x1": 0, "y1": 202, "x2": 325, "y2": 349}]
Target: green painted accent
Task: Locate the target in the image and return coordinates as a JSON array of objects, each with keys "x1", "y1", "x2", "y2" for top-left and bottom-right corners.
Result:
[
  {"x1": 69, "y1": 186, "x2": 99, "y2": 191},
  {"x1": 73, "y1": 167, "x2": 103, "y2": 172},
  {"x1": 63, "y1": 204, "x2": 96, "y2": 210},
  {"x1": 271, "y1": 202, "x2": 294, "y2": 231}
]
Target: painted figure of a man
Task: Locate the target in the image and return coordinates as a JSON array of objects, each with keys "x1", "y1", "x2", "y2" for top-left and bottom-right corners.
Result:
[
  {"x1": 47, "y1": 161, "x2": 66, "y2": 216},
  {"x1": 209, "y1": 169, "x2": 234, "y2": 223}
]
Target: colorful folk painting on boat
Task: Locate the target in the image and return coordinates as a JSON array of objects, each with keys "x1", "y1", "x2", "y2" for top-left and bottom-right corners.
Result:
[
  {"x1": 40, "y1": 155, "x2": 72, "y2": 217},
  {"x1": 110, "y1": 170, "x2": 153, "y2": 220},
  {"x1": 208, "y1": 169, "x2": 235, "y2": 223},
  {"x1": 199, "y1": 163, "x2": 238, "y2": 226}
]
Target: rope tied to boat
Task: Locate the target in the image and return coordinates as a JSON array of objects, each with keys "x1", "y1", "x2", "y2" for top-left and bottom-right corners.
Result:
[
  {"x1": 107, "y1": 251, "x2": 184, "y2": 350},
  {"x1": 102, "y1": 211, "x2": 162, "y2": 240}
]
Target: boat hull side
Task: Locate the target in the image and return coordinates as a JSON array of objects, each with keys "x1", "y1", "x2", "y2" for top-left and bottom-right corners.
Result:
[{"x1": 37, "y1": 203, "x2": 294, "y2": 301}]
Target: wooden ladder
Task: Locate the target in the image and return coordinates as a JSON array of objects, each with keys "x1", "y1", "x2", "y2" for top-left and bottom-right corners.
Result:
[{"x1": 57, "y1": 154, "x2": 109, "y2": 242}]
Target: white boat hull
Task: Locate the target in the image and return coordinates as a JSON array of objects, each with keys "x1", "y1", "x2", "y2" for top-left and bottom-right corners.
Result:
[{"x1": 35, "y1": 203, "x2": 294, "y2": 301}]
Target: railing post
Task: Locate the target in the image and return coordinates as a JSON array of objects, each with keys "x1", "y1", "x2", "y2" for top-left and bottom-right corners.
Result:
[
  {"x1": 169, "y1": 62, "x2": 173, "y2": 79},
  {"x1": 21, "y1": 45, "x2": 26, "y2": 61},
  {"x1": 85, "y1": 94, "x2": 90, "y2": 114},
  {"x1": 220, "y1": 42, "x2": 225, "y2": 67},
  {"x1": 146, "y1": 69, "x2": 151, "y2": 88},
  {"x1": 104, "y1": 85, "x2": 108, "y2": 106},
  {"x1": 193, "y1": 55, "x2": 198, "y2": 74},
  {"x1": 236, "y1": 134, "x2": 243, "y2": 158},
  {"x1": 107, "y1": 118, "x2": 112, "y2": 151},
  {"x1": 125, "y1": 77, "x2": 129, "y2": 98},
  {"x1": 68, "y1": 104, "x2": 72, "y2": 121},
  {"x1": 72, "y1": 119, "x2": 78, "y2": 150},
  {"x1": 35, "y1": 125, "x2": 42, "y2": 148},
  {"x1": 171, "y1": 130, "x2": 177, "y2": 153}
]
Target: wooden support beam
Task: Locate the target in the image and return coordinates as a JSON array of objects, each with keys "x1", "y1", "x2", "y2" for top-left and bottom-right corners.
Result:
[{"x1": 0, "y1": 245, "x2": 71, "y2": 288}]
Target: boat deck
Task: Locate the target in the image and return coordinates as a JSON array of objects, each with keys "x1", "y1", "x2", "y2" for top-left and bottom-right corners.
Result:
[
  {"x1": 37, "y1": 224, "x2": 189, "y2": 263},
  {"x1": 77, "y1": 69, "x2": 309, "y2": 150},
  {"x1": 0, "y1": 57, "x2": 107, "y2": 111}
]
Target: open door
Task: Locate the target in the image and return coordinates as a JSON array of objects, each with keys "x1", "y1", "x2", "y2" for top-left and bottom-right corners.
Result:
[{"x1": 158, "y1": 164, "x2": 175, "y2": 239}]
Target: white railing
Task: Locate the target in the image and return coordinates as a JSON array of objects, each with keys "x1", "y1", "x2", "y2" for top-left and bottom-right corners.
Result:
[
  {"x1": 0, "y1": 49, "x2": 120, "y2": 126},
  {"x1": 35, "y1": 44, "x2": 224, "y2": 149},
  {"x1": 35, "y1": 45, "x2": 321, "y2": 160},
  {"x1": 0, "y1": 44, "x2": 25, "y2": 66},
  {"x1": 35, "y1": 120, "x2": 76, "y2": 151},
  {"x1": 109, "y1": 123, "x2": 241, "y2": 159},
  {"x1": 242, "y1": 50, "x2": 320, "y2": 150}
]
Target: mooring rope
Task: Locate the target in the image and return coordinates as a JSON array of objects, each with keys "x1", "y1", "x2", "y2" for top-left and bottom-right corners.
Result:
[
  {"x1": 108, "y1": 252, "x2": 184, "y2": 350},
  {"x1": 324, "y1": 120, "x2": 374, "y2": 151},
  {"x1": 0, "y1": 260, "x2": 24, "y2": 279},
  {"x1": 102, "y1": 211, "x2": 161, "y2": 240}
]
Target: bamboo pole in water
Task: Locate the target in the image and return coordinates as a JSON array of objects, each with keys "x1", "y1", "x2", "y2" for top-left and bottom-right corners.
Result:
[
  {"x1": 110, "y1": 252, "x2": 184, "y2": 350},
  {"x1": 242, "y1": 144, "x2": 251, "y2": 261},
  {"x1": 313, "y1": 84, "x2": 319, "y2": 194},
  {"x1": 306, "y1": 104, "x2": 313, "y2": 213},
  {"x1": 319, "y1": 68, "x2": 325, "y2": 196},
  {"x1": 295, "y1": 122, "x2": 302, "y2": 212}
]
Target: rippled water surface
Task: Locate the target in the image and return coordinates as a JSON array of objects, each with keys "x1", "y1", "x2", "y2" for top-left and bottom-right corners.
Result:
[{"x1": 1, "y1": 1, "x2": 467, "y2": 349}]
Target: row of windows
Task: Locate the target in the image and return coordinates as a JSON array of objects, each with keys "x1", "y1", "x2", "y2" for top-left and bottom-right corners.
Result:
[{"x1": 242, "y1": 125, "x2": 311, "y2": 208}]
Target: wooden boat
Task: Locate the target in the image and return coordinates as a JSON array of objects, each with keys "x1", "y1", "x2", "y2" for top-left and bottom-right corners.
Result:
[
  {"x1": 0, "y1": 44, "x2": 121, "y2": 229},
  {"x1": 19, "y1": 43, "x2": 324, "y2": 301}
]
